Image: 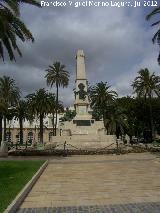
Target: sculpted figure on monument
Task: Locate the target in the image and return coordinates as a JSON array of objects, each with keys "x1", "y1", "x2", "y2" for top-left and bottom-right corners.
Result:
[{"x1": 75, "y1": 83, "x2": 87, "y2": 100}]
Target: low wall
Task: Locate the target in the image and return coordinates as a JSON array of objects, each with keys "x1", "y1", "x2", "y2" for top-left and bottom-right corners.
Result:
[{"x1": 48, "y1": 135, "x2": 116, "y2": 150}]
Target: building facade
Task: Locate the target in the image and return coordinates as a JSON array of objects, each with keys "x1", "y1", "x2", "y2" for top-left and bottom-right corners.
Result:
[{"x1": 2, "y1": 113, "x2": 65, "y2": 144}]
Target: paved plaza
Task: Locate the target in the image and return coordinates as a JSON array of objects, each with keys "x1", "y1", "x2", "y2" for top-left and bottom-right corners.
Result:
[{"x1": 18, "y1": 153, "x2": 160, "y2": 212}]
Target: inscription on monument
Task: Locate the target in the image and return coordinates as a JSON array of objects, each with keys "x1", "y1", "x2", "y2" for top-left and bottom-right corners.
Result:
[{"x1": 74, "y1": 120, "x2": 91, "y2": 126}]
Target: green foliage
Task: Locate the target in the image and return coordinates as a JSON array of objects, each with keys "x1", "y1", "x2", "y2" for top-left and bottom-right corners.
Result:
[
  {"x1": 132, "y1": 68, "x2": 160, "y2": 98},
  {"x1": 105, "y1": 104, "x2": 128, "y2": 137},
  {"x1": 152, "y1": 98, "x2": 160, "y2": 134},
  {"x1": 0, "y1": 160, "x2": 44, "y2": 212},
  {"x1": 13, "y1": 100, "x2": 28, "y2": 144},
  {"x1": 1, "y1": 0, "x2": 41, "y2": 15},
  {"x1": 152, "y1": 139, "x2": 160, "y2": 147},
  {"x1": 0, "y1": 75, "x2": 20, "y2": 142},
  {"x1": 89, "y1": 81, "x2": 117, "y2": 109},
  {"x1": 91, "y1": 108, "x2": 102, "y2": 121},
  {"x1": 26, "y1": 88, "x2": 52, "y2": 143},
  {"x1": 117, "y1": 96, "x2": 160, "y2": 139},
  {"x1": 132, "y1": 69, "x2": 160, "y2": 139},
  {"x1": 89, "y1": 81, "x2": 117, "y2": 123},
  {"x1": 117, "y1": 97, "x2": 144, "y2": 138},
  {"x1": 45, "y1": 62, "x2": 69, "y2": 88},
  {"x1": 0, "y1": 0, "x2": 40, "y2": 61},
  {"x1": 146, "y1": 7, "x2": 160, "y2": 64},
  {"x1": 0, "y1": 76, "x2": 20, "y2": 106},
  {"x1": 45, "y1": 61, "x2": 69, "y2": 135},
  {"x1": 26, "y1": 88, "x2": 50, "y2": 117},
  {"x1": 60, "y1": 108, "x2": 76, "y2": 122},
  {"x1": 14, "y1": 100, "x2": 27, "y2": 120},
  {"x1": 47, "y1": 92, "x2": 64, "y2": 135}
]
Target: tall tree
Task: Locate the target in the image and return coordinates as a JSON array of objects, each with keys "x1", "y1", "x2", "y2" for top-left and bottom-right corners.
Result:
[
  {"x1": 105, "y1": 105, "x2": 128, "y2": 138},
  {"x1": 45, "y1": 62, "x2": 69, "y2": 135},
  {"x1": 132, "y1": 68, "x2": 160, "y2": 139},
  {"x1": 89, "y1": 81, "x2": 117, "y2": 128},
  {"x1": 0, "y1": 0, "x2": 40, "y2": 15},
  {"x1": 117, "y1": 97, "x2": 144, "y2": 141},
  {"x1": 0, "y1": 76, "x2": 20, "y2": 142},
  {"x1": 14, "y1": 100, "x2": 28, "y2": 144},
  {"x1": 146, "y1": 7, "x2": 160, "y2": 64},
  {"x1": 0, "y1": 0, "x2": 41, "y2": 61},
  {"x1": 26, "y1": 89, "x2": 50, "y2": 144},
  {"x1": 48, "y1": 93, "x2": 64, "y2": 136}
]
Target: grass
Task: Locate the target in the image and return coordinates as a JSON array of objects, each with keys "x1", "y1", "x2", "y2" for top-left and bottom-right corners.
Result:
[{"x1": 0, "y1": 160, "x2": 45, "y2": 212}]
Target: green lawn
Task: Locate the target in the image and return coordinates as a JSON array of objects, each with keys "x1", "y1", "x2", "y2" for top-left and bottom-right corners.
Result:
[{"x1": 0, "y1": 160, "x2": 45, "y2": 212}]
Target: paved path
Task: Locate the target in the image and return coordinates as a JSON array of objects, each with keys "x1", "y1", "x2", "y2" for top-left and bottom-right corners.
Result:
[{"x1": 18, "y1": 153, "x2": 160, "y2": 212}]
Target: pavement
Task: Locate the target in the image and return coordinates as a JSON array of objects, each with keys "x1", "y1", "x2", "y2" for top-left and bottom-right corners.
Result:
[{"x1": 17, "y1": 153, "x2": 160, "y2": 212}]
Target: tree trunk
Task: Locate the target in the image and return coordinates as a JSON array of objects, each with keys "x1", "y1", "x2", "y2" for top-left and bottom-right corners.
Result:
[
  {"x1": 103, "y1": 111, "x2": 106, "y2": 129},
  {"x1": 40, "y1": 113, "x2": 44, "y2": 144},
  {"x1": 3, "y1": 115, "x2": 6, "y2": 141},
  {"x1": 55, "y1": 83, "x2": 58, "y2": 136},
  {"x1": 149, "y1": 95, "x2": 154, "y2": 140},
  {"x1": 0, "y1": 114, "x2": 2, "y2": 145},
  {"x1": 52, "y1": 111, "x2": 55, "y2": 136},
  {"x1": 19, "y1": 118, "x2": 23, "y2": 144}
]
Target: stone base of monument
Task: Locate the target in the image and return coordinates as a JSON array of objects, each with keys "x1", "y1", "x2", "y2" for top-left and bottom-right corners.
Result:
[
  {"x1": 46, "y1": 119, "x2": 117, "y2": 150},
  {"x1": 45, "y1": 135, "x2": 116, "y2": 150},
  {"x1": 0, "y1": 141, "x2": 8, "y2": 157}
]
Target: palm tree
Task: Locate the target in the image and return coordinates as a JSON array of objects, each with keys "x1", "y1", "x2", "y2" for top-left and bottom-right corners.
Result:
[
  {"x1": 89, "y1": 81, "x2": 118, "y2": 127},
  {"x1": 146, "y1": 7, "x2": 160, "y2": 64},
  {"x1": 0, "y1": 0, "x2": 40, "y2": 15},
  {"x1": 0, "y1": 0, "x2": 40, "y2": 61},
  {"x1": 0, "y1": 76, "x2": 20, "y2": 142},
  {"x1": 26, "y1": 89, "x2": 51, "y2": 144},
  {"x1": 105, "y1": 105, "x2": 128, "y2": 138},
  {"x1": 45, "y1": 62, "x2": 69, "y2": 135},
  {"x1": 14, "y1": 100, "x2": 28, "y2": 144},
  {"x1": 132, "y1": 68, "x2": 160, "y2": 139}
]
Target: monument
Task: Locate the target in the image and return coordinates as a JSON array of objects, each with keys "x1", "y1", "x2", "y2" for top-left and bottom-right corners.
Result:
[
  {"x1": 74, "y1": 50, "x2": 91, "y2": 121},
  {"x1": 73, "y1": 50, "x2": 93, "y2": 124},
  {"x1": 48, "y1": 50, "x2": 116, "y2": 149}
]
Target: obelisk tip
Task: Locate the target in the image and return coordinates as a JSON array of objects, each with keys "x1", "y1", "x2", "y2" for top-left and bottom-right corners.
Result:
[{"x1": 76, "y1": 49, "x2": 85, "y2": 58}]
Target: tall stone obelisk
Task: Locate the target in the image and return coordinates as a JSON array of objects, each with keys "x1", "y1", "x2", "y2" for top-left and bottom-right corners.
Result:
[{"x1": 74, "y1": 50, "x2": 91, "y2": 121}]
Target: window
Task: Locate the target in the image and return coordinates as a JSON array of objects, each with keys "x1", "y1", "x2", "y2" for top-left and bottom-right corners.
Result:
[
  {"x1": 6, "y1": 132, "x2": 11, "y2": 142},
  {"x1": 28, "y1": 132, "x2": 33, "y2": 143}
]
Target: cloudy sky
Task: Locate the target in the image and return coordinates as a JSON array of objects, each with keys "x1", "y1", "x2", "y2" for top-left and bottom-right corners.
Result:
[{"x1": 1, "y1": 0, "x2": 160, "y2": 106}]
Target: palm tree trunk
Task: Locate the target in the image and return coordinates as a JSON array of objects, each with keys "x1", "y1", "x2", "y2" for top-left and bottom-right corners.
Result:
[
  {"x1": 0, "y1": 114, "x2": 2, "y2": 145},
  {"x1": 149, "y1": 95, "x2": 154, "y2": 140},
  {"x1": 40, "y1": 113, "x2": 43, "y2": 144},
  {"x1": 52, "y1": 111, "x2": 55, "y2": 136},
  {"x1": 144, "y1": 95, "x2": 148, "y2": 129},
  {"x1": 3, "y1": 115, "x2": 6, "y2": 141},
  {"x1": 19, "y1": 118, "x2": 23, "y2": 144},
  {"x1": 55, "y1": 83, "x2": 58, "y2": 136}
]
